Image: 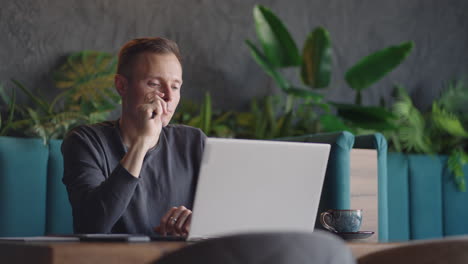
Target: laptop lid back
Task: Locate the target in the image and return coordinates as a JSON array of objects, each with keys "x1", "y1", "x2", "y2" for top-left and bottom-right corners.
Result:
[{"x1": 188, "y1": 138, "x2": 330, "y2": 240}]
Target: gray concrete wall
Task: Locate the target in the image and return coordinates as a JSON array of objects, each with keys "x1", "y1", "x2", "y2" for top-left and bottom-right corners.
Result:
[{"x1": 1, "y1": 0, "x2": 467, "y2": 111}]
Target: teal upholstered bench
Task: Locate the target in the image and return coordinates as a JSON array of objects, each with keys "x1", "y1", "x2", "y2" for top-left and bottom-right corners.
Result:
[
  {"x1": 1, "y1": 132, "x2": 357, "y2": 237},
  {"x1": 353, "y1": 133, "x2": 468, "y2": 242},
  {"x1": 0, "y1": 137, "x2": 73, "y2": 236},
  {"x1": 313, "y1": 133, "x2": 468, "y2": 242}
]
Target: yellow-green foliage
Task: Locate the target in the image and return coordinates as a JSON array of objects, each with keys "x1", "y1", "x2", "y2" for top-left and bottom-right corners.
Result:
[
  {"x1": 1, "y1": 51, "x2": 120, "y2": 144},
  {"x1": 54, "y1": 50, "x2": 118, "y2": 104}
]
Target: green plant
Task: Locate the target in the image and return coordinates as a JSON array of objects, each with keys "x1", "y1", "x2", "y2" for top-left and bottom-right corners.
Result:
[
  {"x1": 386, "y1": 82, "x2": 468, "y2": 191},
  {"x1": 173, "y1": 93, "x2": 309, "y2": 140},
  {"x1": 0, "y1": 83, "x2": 17, "y2": 136},
  {"x1": 245, "y1": 5, "x2": 414, "y2": 132},
  {"x1": 386, "y1": 85, "x2": 431, "y2": 153},
  {"x1": 53, "y1": 50, "x2": 120, "y2": 124},
  {"x1": 0, "y1": 51, "x2": 120, "y2": 144},
  {"x1": 233, "y1": 95, "x2": 292, "y2": 139},
  {"x1": 437, "y1": 80, "x2": 468, "y2": 128},
  {"x1": 6, "y1": 79, "x2": 89, "y2": 144},
  {"x1": 172, "y1": 92, "x2": 236, "y2": 138},
  {"x1": 174, "y1": 93, "x2": 326, "y2": 140}
]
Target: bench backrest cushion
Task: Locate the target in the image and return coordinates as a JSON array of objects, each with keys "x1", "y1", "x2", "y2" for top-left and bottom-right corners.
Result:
[{"x1": 0, "y1": 137, "x2": 48, "y2": 236}]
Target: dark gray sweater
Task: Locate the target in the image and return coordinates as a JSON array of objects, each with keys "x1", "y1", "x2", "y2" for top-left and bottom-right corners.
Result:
[{"x1": 61, "y1": 121, "x2": 206, "y2": 235}]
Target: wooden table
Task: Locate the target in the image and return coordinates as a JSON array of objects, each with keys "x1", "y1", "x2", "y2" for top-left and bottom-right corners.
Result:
[
  {"x1": 0, "y1": 240, "x2": 402, "y2": 264},
  {"x1": 0, "y1": 241, "x2": 186, "y2": 264},
  {"x1": 347, "y1": 241, "x2": 402, "y2": 259}
]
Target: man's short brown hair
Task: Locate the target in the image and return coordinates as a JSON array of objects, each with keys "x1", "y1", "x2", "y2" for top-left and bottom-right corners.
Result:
[{"x1": 117, "y1": 37, "x2": 182, "y2": 78}]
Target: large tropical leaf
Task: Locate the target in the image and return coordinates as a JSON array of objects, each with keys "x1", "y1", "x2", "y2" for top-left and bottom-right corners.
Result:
[
  {"x1": 345, "y1": 42, "x2": 414, "y2": 91},
  {"x1": 320, "y1": 114, "x2": 351, "y2": 132},
  {"x1": 253, "y1": 5, "x2": 300, "y2": 67},
  {"x1": 245, "y1": 40, "x2": 290, "y2": 91},
  {"x1": 301, "y1": 27, "x2": 332, "y2": 88},
  {"x1": 333, "y1": 103, "x2": 397, "y2": 130}
]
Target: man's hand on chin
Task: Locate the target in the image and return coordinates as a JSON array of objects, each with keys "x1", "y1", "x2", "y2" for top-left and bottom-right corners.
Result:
[
  {"x1": 154, "y1": 206, "x2": 192, "y2": 236},
  {"x1": 134, "y1": 91, "x2": 168, "y2": 151},
  {"x1": 119, "y1": 91, "x2": 168, "y2": 178}
]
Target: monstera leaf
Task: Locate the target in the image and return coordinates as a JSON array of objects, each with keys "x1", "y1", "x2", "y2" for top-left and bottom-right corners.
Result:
[{"x1": 54, "y1": 50, "x2": 119, "y2": 105}]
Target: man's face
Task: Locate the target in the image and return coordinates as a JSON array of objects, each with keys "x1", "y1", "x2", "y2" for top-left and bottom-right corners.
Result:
[{"x1": 119, "y1": 52, "x2": 182, "y2": 126}]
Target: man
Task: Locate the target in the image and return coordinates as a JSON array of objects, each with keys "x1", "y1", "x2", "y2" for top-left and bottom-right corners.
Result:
[{"x1": 62, "y1": 37, "x2": 206, "y2": 236}]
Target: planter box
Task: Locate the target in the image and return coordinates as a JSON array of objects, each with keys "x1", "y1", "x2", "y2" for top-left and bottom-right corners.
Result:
[{"x1": 387, "y1": 152, "x2": 468, "y2": 241}]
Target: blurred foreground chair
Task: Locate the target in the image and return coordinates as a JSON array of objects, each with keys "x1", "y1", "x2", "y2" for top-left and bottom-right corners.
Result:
[
  {"x1": 154, "y1": 231, "x2": 355, "y2": 264},
  {"x1": 358, "y1": 236, "x2": 468, "y2": 264}
]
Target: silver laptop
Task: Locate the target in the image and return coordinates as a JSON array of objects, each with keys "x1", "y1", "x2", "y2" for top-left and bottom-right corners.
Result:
[{"x1": 188, "y1": 138, "x2": 330, "y2": 241}]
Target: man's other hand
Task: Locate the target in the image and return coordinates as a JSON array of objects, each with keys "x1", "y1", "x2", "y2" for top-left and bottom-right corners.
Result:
[{"x1": 154, "y1": 206, "x2": 192, "y2": 236}]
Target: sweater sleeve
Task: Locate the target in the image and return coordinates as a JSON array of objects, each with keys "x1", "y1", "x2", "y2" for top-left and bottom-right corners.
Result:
[{"x1": 61, "y1": 129, "x2": 139, "y2": 234}]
